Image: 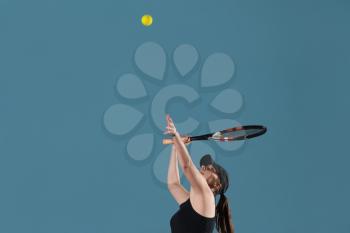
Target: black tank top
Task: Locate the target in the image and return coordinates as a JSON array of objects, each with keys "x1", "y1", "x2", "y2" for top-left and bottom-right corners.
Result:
[{"x1": 170, "y1": 198, "x2": 216, "y2": 233}]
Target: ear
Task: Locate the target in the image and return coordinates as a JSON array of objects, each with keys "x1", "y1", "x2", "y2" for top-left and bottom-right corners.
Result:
[{"x1": 215, "y1": 183, "x2": 222, "y2": 192}]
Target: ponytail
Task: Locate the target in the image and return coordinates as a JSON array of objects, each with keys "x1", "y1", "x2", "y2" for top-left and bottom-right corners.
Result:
[{"x1": 215, "y1": 194, "x2": 234, "y2": 233}]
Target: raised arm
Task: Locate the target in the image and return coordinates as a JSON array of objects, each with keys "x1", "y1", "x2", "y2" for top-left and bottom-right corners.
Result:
[
  {"x1": 165, "y1": 115, "x2": 207, "y2": 193},
  {"x1": 167, "y1": 145, "x2": 189, "y2": 205},
  {"x1": 167, "y1": 145, "x2": 181, "y2": 186}
]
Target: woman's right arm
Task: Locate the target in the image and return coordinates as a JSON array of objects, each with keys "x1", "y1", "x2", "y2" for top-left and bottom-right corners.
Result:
[
  {"x1": 167, "y1": 145, "x2": 180, "y2": 186},
  {"x1": 167, "y1": 145, "x2": 189, "y2": 205},
  {"x1": 165, "y1": 115, "x2": 208, "y2": 194}
]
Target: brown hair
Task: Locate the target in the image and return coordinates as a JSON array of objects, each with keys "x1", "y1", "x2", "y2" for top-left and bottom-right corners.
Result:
[
  {"x1": 206, "y1": 172, "x2": 234, "y2": 233},
  {"x1": 215, "y1": 193, "x2": 234, "y2": 233},
  {"x1": 203, "y1": 162, "x2": 234, "y2": 233}
]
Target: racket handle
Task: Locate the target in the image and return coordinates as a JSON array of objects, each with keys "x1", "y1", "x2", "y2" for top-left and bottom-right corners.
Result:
[{"x1": 162, "y1": 136, "x2": 190, "y2": 145}]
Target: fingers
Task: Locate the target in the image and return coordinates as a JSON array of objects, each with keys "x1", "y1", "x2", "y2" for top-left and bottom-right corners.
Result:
[
  {"x1": 165, "y1": 114, "x2": 175, "y2": 128},
  {"x1": 184, "y1": 137, "x2": 191, "y2": 145},
  {"x1": 165, "y1": 114, "x2": 177, "y2": 135},
  {"x1": 167, "y1": 124, "x2": 175, "y2": 131},
  {"x1": 164, "y1": 131, "x2": 176, "y2": 136},
  {"x1": 165, "y1": 126, "x2": 174, "y2": 130},
  {"x1": 166, "y1": 114, "x2": 174, "y2": 124},
  {"x1": 164, "y1": 125, "x2": 175, "y2": 135}
]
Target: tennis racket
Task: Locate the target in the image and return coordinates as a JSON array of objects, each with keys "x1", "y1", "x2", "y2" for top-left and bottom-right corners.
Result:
[{"x1": 162, "y1": 125, "x2": 267, "y2": 144}]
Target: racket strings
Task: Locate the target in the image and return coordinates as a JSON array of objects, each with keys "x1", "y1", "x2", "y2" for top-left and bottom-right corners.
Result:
[{"x1": 211, "y1": 127, "x2": 266, "y2": 141}]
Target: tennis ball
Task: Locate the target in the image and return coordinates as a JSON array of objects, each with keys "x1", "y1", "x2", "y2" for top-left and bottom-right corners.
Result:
[{"x1": 141, "y1": 14, "x2": 153, "y2": 27}]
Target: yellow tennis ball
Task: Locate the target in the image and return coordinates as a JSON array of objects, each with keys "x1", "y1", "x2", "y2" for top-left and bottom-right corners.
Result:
[{"x1": 141, "y1": 14, "x2": 153, "y2": 26}]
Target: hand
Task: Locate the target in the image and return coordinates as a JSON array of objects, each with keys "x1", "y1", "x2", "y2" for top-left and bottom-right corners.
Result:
[
  {"x1": 165, "y1": 115, "x2": 191, "y2": 145},
  {"x1": 164, "y1": 114, "x2": 177, "y2": 135},
  {"x1": 183, "y1": 136, "x2": 191, "y2": 145}
]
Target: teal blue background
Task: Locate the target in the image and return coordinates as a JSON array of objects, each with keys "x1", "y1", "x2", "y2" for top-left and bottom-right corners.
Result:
[{"x1": 0, "y1": 0, "x2": 349, "y2": 232}]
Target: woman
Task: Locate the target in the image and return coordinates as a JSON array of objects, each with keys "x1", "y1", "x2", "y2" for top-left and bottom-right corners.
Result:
[{"x1": 165, "y1": 114, "x2": 234, "y2": 233}]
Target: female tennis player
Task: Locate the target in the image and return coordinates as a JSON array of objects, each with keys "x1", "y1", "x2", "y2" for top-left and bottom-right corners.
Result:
[{"x1": 165, "y1": 114, "x2": 234, "y2": 233}]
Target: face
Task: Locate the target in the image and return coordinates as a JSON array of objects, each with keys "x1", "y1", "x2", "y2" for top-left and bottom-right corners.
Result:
[{"x1": 200, "y1": 165, "x2": 222, "y2": 194}]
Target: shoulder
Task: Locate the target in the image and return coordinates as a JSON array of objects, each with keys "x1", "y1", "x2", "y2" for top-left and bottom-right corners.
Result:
[
  {"x1": 190, "y1": 186, "x2": 215, "y2": 206},
  {"x1": 190, "y1": 188, "x2": 216, "y2": 218}
]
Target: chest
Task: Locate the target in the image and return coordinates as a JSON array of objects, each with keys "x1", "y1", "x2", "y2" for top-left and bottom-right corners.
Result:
[{"x1": 170, "y1": 201, "x2": 215, "y2": 233}]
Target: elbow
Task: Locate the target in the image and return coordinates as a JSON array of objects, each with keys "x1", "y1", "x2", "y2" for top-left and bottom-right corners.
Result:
[
  {"x1": 167, "y1": 182, "x2": 180, "y2": 190},
  {"x1": 181, "y1": 159, "x2": 191, "y2": 171}
]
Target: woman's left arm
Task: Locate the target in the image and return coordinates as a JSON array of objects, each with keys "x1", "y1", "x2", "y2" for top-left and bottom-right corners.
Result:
[
  {"x1": 172, "y1": 131, "x2": 192, "y2": 170},
  {"x1": 165, "y1": 115, "x2": 207, "y2": 193},
  {"x1": 167, "y1": 145, "x2": 181, "y2": 186}
]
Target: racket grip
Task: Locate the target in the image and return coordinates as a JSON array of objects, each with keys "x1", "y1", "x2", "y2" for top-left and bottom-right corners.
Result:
[{"x1": 162, "y1": 136, "x2": 190, "y2": 145}]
